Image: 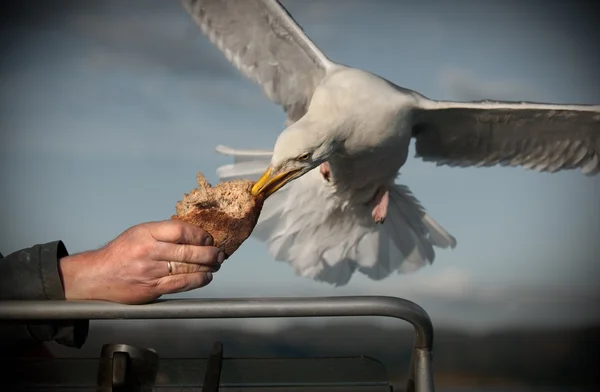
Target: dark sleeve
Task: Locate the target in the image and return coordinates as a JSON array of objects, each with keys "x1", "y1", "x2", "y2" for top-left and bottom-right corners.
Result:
[{"x1": 0, "y1": 241, "x2": 89, "y2": 349}]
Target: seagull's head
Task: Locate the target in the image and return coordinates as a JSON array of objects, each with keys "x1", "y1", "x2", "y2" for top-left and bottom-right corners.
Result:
[{"x1": 251, "y1": 125, "x2": 338, "y2": 198}]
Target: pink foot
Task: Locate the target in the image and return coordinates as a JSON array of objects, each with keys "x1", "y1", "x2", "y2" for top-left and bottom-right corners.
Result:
[
  {"x1": 371, "y1": 186, "x2": 389, "y2": 224},
  {"x1": 320, "y1": 162, "x2": 331, "y2": 182}
]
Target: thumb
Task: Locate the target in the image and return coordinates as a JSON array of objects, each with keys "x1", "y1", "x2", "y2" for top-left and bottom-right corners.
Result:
[{"x1": 148, "y1": 220, "x2": 214, "y2": 246}]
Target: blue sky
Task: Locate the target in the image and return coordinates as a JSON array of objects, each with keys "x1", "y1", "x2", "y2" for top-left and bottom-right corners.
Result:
[{"x1": 1, "y1": 0, "x2": 599, "y2": 330}]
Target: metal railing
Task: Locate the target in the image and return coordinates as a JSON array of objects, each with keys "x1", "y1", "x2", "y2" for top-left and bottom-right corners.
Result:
[{"x1": 0, "y1": 295, "x2": 435, "y2": 392}]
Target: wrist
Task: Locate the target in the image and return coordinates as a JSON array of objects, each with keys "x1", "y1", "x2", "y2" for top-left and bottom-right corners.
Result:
[{"x1": 58, "y1": 250, "x2": 99, "y2": 300}]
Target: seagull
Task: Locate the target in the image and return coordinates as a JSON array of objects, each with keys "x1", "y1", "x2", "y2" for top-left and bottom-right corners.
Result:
[{"x1": 181, "y1": 0, "x2": 600, "y2": 285}]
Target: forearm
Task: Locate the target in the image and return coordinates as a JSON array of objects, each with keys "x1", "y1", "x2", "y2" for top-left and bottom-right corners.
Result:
[{"x1": 0, "y1": 241, "x2": 89, "y2": 349}]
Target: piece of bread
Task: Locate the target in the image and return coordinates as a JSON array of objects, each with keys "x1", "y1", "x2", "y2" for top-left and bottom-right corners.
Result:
[{"x1": 171, "y1": 172, "x2": 264, "y2": 259}]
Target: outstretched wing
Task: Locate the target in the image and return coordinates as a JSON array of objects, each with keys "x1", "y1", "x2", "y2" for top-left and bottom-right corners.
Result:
[
  {"x1": 411, "y1": 99, "x2": 600, "y2": 175},
  {"x1": 181, "y1": 0, "x2": 334, "y2": 123}
]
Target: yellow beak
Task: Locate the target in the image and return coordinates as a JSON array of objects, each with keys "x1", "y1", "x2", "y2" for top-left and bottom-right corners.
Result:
[{"x1": 251, "y1": 166, "x2": 302, "y2": 198}]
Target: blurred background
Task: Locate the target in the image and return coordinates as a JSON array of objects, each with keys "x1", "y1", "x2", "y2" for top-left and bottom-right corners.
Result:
[{"x1": 1, "y1": 0, "x2": 599, "y2": 390}]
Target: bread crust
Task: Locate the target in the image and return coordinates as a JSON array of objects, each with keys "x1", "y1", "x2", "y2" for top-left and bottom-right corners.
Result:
[{"x1": 171, "y1": 173, "x2": 264, "y2": 258}]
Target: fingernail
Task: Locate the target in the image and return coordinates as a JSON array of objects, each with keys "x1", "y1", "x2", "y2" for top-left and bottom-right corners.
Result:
[
  {"x1": 204, "y1": 235, "x2": 214, "y2": 246},
  {"x1": 206, "y1": 272, "x2": 213, "y2": 281},
  {"x1": 217, "y1": 251, "x2": 225, "y2": 264}
]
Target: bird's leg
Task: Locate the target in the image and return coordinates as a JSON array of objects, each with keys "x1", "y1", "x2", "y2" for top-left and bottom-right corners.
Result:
[
  {"x1": 371, "y1": 185, "x2": 389, "y2": 224},
  {"x1": 319, "y1": 162, "x2": 331, "y2": 182}
]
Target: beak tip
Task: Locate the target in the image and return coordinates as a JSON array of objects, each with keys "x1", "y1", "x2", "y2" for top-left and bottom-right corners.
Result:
[
  {"x1": 251, "y1": 166, "x2": 301, "y2": 199},
  {"x1": 251, "y1": 166, "x2": 273, "y2": 197}
]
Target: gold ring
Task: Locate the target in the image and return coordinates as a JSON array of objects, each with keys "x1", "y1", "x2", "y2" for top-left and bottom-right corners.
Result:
[{"x1": 167, "y1": 261, "x2": 173, "y2": 276}]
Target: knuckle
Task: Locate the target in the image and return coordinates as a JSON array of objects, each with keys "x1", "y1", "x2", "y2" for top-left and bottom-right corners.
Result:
[
  {"x1": 132, "y1": 260, "x2": 149, "y2": 275},
  {"x1": 132, "y1": 241, "x2": 153, "y2": 259},
  {"x1": 126, "y1": 225, "x2": 144, "y2": 239},
  {"x1": 181, "y1": 263, "x2": 195, "y2": 274},
  {"x1": 172, "y1": 262, "x2": 195, "y2": 274},
  {"x1": 176, "y1": 245, "x2": 192, "y2": 262}
]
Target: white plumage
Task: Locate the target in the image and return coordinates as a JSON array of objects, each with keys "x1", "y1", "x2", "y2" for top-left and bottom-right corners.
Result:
[{"x1": 182, "y1": 0, "x2": 600, "y2": 285}]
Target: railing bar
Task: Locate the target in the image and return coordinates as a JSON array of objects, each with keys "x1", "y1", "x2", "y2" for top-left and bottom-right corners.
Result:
[
  {"x1": 0, "y1": 295, "x2": 435, "y2": 391},
  {"x1": 0, "y1": 296, "x2": 433, "y2": 349}
]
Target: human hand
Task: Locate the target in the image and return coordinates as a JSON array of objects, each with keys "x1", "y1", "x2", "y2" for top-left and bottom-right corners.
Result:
[{"x1": 58, "y1": 220, "x2": 225, "y2": 304}]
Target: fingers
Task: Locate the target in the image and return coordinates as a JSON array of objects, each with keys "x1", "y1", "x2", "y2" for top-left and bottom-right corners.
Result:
[
  {"x1": 153, "y1": 241, "x2": 225, "y2": 265},
  {"x1": 155, "y1": 271, "x2": 214, "y2": 295},
  {"x1": 148, "y1": 220, "x2": 214, "y2": 246},
  {"x1": 168, "y1": 261, "x2": 220, "y2": 275}
]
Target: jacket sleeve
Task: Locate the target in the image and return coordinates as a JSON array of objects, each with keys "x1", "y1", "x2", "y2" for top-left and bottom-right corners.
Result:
[{"x1": 0, "y1": 241, "x2": 89, "y2": 349}]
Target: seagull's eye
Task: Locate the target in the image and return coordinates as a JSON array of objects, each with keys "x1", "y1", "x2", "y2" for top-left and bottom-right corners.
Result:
[{"x1": 297, "y1": 152, "x2": 311, "y2": 161}]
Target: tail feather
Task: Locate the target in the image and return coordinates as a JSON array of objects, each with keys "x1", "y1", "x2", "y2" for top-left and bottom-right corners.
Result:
[
  {"x1": 215, "y1": 145, "x2": 272, "y2": 181},
  {"x1": 215, "y1": 145, "x2": 273, "y2": 161},
  {"x1": 215, "y1": 145, "x2": 457, "y2": 286},
  {"x1": 217, "y1": 161, "x2": 271, "y2": 181}
]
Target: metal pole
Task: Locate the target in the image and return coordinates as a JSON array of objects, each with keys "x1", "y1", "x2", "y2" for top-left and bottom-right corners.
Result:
[
  {"x1": 413, "y1": 348, "x2": 435, "y2": 392},
  {"x1": 0, "y1": 296, "x2": 433, "y2": 348},
  {"x1": 0, "y1": 295, "x2": 434, "y2": 391}
]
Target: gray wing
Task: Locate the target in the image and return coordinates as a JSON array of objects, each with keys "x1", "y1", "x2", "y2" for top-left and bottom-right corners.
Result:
[
  {"x1": 181, "y1": 0, "x2": 334, "y2": 124},
  {"x1": 411, "y1": 99, "x2": 600, "y2": 175}
]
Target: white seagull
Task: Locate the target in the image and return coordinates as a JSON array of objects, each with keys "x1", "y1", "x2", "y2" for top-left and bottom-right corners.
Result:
[{"x1": 181, "y1": 0, "x2": 600, "y2": 285}]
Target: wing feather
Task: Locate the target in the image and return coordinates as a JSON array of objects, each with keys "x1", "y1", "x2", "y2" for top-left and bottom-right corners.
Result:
[
  {"x1": 411, "y1": 99, "x2": 600, "y2": 175},
  {"x1": 181, "y1": 0, "x2": 334, "y2": 123}
]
